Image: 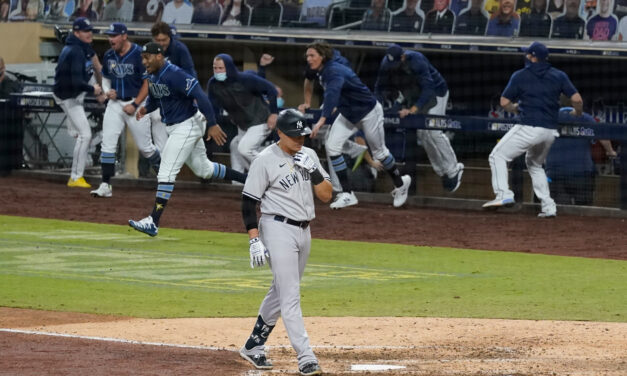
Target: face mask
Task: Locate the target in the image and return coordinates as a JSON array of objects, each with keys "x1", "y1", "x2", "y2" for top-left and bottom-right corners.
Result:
[
  {"x1": 277, "y1": 97, "x2": 284, "y2": 108},
  {"x1": 214, "y1": 72, "x2": 227, "y2": 81}
]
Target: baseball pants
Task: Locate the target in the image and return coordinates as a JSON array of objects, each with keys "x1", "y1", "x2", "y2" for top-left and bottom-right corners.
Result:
[
  {"x1": 326, "y1": 102, "x2": 391, "y2": 161},
  {"x1": 149, "y1": 111, "x2": 168, "y2": 152},
  {"x1": 229, "y1": 123, "x2": 271, "y2": 174},
  {"x1": 157, "y1": 111, "x2": 215, "y2": 183},
  {"x1": 54, "y1": 93, "x2": 92, "y2": 180},
  {"x1": 489, "y1": 124, "x2": 557, "y2": 214},
  {"x1": 101, "y1": 99, "x2": 157, "y2": 158},
  {"x1": 418, "y1": 91, "x2": 460, "y2": 178},
  {"x1": 256, "y1": 214, "x2": 317, "y2": 369}
]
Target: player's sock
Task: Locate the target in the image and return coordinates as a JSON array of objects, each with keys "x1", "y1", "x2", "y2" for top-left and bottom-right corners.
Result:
[
  {"x1": 244, "y1": 315, "x2": 275, "y2": 350},
  {"x1": 147, "y1": 150, "x2": 161, "y2": 174},
  {"x1": 330, "y1": 155, "x2": 351, "y2": 192},
  {"x1": 101, "y1": 152, "x2": 116, "y2": 184},
  {"x1": 212, "y1": 162, "x2": 247, "y2": 184},
  {"x1": 381, "y1": 154, "x2": 403, "y2": 187},
  {"x1": 151, "y1": 183, "x2": 174, "y2": 226}
]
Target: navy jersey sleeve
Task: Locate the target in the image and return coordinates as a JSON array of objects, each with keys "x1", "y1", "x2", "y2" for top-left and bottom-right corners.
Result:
[
  {"x1": 501, "y1": 71, "x2": 522, "y2": 101},
  {"x1": 559, "y1": 71, "x2": 578, "y2": 98},
  {"x1": 206, "y1": 79, "x2": 223, "y2": 116},
  {"x1": 240, "y1": 73, "x2": 278, "y2": 114},
  {"x1": 71, "y1": 49, "x2": 94, "y2": 94},
  {"x1": 321, "y1": 67, "x2": 345, "y2": 119},
  {"x1": 145, "y1": 91, "x2": 158, "y2": 113},
  {"x1": 408, "y1": 55, "x2": 436, "y2": 109},
  {"x1": 173, "y1": 73, "x2": 216, "y2": 124},
  {"x1": 101, "y1": 51, "x2": 112, "y2": 80},
  {"x1": 374, "y1": 57, "x2": 389, "y2": 103},
  {"x1": 176, "y1": 41, "x2": 197, "y2": 78}
]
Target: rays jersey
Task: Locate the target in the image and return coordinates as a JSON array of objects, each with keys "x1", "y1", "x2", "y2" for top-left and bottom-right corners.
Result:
[
  {"x1": 243, "y1": 144, "x2": 330, "y2": 222},
  {"x1": 145, "y1": 62, "x2": 209, "y2": 125},
  {"x1": 102, "y1": 43, "x2": 144, "y2": 99}
]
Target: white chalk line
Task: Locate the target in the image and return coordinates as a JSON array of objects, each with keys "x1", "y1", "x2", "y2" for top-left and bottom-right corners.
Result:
[{"x1": 0, "y1": 328, "x2": 415, "y2": 351}]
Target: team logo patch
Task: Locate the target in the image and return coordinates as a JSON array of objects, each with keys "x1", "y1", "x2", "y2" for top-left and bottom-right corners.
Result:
[
  {"x1": 296, "y1": 120, "x2": 303, "y2": 129},
  {"x1": 387, "y1": 54, "x2": 395, "y2": 61},
  {"x1": 185, "y1": 78, "x2": 196, "y2": 92}
]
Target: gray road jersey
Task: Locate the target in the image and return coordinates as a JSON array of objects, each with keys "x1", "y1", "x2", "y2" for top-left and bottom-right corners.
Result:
[{"x1": 243, "y1": 143, "x2": 330, "y2": 221}]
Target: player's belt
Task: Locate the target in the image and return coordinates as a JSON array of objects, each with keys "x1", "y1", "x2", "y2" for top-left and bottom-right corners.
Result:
[
  {"x1": 119, "y1": 97, "x2": 134, "y2": 101},
  {"x1": 274, "y1": 215, "x2": 309, "y2": 229}
]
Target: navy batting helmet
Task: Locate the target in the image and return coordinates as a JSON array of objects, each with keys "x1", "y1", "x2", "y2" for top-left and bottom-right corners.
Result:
[{"x1": 276, "y1": 109, "x2": 311, "y2": 137}]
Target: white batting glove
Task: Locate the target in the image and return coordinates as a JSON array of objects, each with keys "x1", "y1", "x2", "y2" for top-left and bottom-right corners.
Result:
[
  {"x1": 293, "y1": 151, "x2": 317, "y2": 173},
  {"x1": 249, "y1": 237, "x2": 269, "y2": 268}
]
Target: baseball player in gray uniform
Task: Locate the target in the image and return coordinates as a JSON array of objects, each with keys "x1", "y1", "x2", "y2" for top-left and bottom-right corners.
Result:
[{"x1": 239, "y1": 109, "x2": 331, "y2": 376}]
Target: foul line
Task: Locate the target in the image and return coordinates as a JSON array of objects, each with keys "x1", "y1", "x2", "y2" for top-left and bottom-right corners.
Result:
[{"x1": 0, "y1": 328, "x2": 415, "y2": 350}]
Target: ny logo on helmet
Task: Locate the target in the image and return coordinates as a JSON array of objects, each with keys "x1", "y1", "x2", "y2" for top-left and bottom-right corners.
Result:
[{"x1": 296, "y1": 120, "x2": 303, "y2": 129}]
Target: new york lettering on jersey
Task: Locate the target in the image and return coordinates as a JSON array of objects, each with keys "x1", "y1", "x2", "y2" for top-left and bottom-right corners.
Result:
[{"x1": 278, "y1": 168, "x2": 310, "y2": 191}]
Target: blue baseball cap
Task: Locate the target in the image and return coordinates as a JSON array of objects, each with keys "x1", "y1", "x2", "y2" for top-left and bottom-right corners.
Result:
[
  {"x1": 386, "y1": 44, "x2": 404, "y2": 62},
  {"x1": 72, "y1": 17, "x2": 93, "y2": 32},
  {"x1": 104, "y1": 22, "x2": 127, "y2": 35},
  {"x1": 142, "y1": 42, "x2": 164, "y2": 55},
  {"x1": 522, "y1": 41, "x2": 549, "y2": 61}
]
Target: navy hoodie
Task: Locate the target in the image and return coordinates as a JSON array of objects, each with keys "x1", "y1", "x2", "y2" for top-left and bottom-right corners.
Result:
[
  {"x1": 318, "y1": 60, "x2": 376, "y2": 124},
  {"x1": 53, "y1": 33, "x2": 96, "y2": 100},
  {"x1": 375, "y1": 50, "x2": 447, "y2": 112},
  {"x1": 207, "y1": 53, "x2": 277, "y2": 130},
  {"x1": 501, "y1": 61, "x2": 578, "y2": 128}
]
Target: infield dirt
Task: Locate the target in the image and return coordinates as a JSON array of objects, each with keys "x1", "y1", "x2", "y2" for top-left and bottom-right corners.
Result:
[{"x1": 1, "y1": 175, "x2": 626, "y2": 375}]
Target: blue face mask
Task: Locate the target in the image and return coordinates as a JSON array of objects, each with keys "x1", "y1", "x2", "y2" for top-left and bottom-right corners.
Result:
[
  {"x1": 277, "y1": 97, "x2": 284, "y2": 108},
  {"x1": 214, "y1": 72, "x2": 227, "y2": 81}
]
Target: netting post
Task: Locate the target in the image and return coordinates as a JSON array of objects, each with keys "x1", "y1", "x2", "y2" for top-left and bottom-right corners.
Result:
[{"x1": 620, "y1": 143, "x2": 627, "y2": 210}]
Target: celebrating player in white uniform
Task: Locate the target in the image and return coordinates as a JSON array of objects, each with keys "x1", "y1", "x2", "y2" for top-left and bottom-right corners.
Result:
[
  {"x1": 239, "y1": 109, "x2": 331, "y2": 376},
  {"x1": 128, "y1": 43, "x2": 246, "y2": 236},
  {"x1": 483, "y1": 42, "x2": 583, "y2": 218},
  {"x1": 91, "y1": 23, "x2": 162, "y2": 198},
  {"x1": 307, "y1": 42, "x2": 411, "y2": 209}
]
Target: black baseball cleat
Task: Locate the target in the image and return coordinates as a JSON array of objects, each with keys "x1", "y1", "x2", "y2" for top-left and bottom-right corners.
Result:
[
  {"x1": 239, "y1": 348, "x2": 273, "y2": 370},
  {"x1": 299, "y1": 362, "x2": 323, "y2": 375}
]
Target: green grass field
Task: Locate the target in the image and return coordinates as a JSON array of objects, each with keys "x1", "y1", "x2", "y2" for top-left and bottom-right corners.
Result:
[{"x1": 0, "y1": 215, "x2": 625, "y2": 322}]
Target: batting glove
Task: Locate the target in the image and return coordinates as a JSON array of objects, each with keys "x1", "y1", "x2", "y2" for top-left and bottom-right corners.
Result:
[
  {"x1": 293, "y1": 151, "x2": 317, "y2": 173},
  {"x1": 249, "y1": 237, "x2": 269, "y2": 268}
]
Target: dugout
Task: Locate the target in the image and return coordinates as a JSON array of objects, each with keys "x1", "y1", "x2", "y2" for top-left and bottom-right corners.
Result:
[{"x1": 2, "y1": 22, "x2": 626, "y2": 210}]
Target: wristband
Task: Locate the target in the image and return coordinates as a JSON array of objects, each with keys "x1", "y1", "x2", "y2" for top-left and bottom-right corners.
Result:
[
  {"x1": 310, "y1": 169, "x2": 324, "y2": 185},
  {"x1": 131, "y1": 102, "x2": 139, "y2": 108}
]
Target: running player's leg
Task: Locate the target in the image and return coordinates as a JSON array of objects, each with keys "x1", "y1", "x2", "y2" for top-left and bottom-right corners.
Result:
[
  {"x1": 150, "y1": 111, "x2": 168, "y2": 152},
  {"x1": 145, "y1": 116, "x2": 201, "y2": 229},
  {"x1": 360, "y1": 102, "x2": 406, "y2": 189},
  {"x1": 185, "y1": 114, "x2": 247, "y2": 184},
  {"x1": 326, "y1": 114, "x2": 357, "y2": 193},
  {"x1": 488, "y1": 125, "x2": 532, "y2": 201},
  {"x1": 127, "y1": 108, "x2": 160, "y2": 171},
  {"x1": 64, "y1": 97, "x2": 92, "y2": 181},
  {"x1": 237, "y1": 123, "x2": 272, "y2": 166},
  {"x1": 258, "y1": 218, "x2": 317, "y2": 368},
  {"x1": 420, "y1": 91, "x2": 460, "y2": 178},
  {"x1": 100, "y1": 102, "x2": 125, "y2": 183},
  {"x1": 525, "y1": 128, "x2": 557, "y2": 215},
  {"x1": 229, "y1": 129, "x2": 247, "y2": 175}
]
